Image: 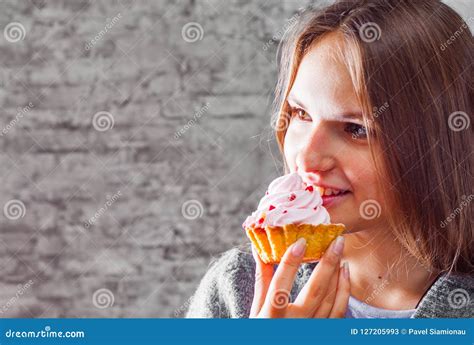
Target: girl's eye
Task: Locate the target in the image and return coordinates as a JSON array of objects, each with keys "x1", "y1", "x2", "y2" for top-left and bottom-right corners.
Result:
[
  {"x1": 289, "y1": 107, "x2": 311, "y2": 122},
  {"x1": 345, "y1": 123, "x2": 367, "y2": 139}
]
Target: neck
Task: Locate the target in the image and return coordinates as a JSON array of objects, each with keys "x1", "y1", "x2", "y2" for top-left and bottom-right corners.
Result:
[{"x1": 343, "y1": 229, "x2": 440, "y2": 310}]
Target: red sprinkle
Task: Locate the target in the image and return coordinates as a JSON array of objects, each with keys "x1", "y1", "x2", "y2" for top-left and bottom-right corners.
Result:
[
  {"x1": 283, "y1": 210, "x2": 288, "y2": 214},
  {"x1": 288, "y1": 193, "x2": 296, "y2": 201},
  {"x1": 258, "y1": 217, "x2": 264, "y2": 224},
  {"x1": 265, "y1": 191, "x2": 269, "y2": 195},
  {"x1": 313, "y1": 206, "x2": 317, "y2": 210},
  {"x1": 305, "y1": 185, "x2": 314, "y2": 192},
  {"x1": 269, "y1": 205, "x2": 276, "y2": 211}
]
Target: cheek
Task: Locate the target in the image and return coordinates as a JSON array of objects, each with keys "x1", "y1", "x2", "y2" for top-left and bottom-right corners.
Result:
[
  {"x1": 345, "y1": 151, "x2": 385, "y2": 203},
  {"x1": 283, "y1": 119, "x2": 315, "y2": 170},
  {"x1": 347, "y1": 150, "x2": 372, "y2": 181},
  {"x1": 283, "y1": 130, "x2": 300, "y2": 171}
]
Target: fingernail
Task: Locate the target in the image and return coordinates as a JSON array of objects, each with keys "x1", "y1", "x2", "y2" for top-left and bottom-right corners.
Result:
[
  {"x1": 291, "y1": 238, "x2": 306, "y2": 257},
  {"x1": 343, "y1": 261, "x2": 350, "y2": 279},
  {"x1": 332, "y1": 236, "x2": 345, "y2": 256}
]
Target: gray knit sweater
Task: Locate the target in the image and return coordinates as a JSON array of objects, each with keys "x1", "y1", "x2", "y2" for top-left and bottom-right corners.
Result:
[{"x1": 185, "y1": 244, "x2": 474, "y2": 318}]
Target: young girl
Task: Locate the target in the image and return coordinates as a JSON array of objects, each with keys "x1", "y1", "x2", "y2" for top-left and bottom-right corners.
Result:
[{"x1": 186, "y1": 0, "x2": 473, "y2": 318}]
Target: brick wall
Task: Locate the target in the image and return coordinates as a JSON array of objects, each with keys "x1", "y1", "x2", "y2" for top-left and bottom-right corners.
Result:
[{"x1": 0, "y1": 0, "x2": 315, "y2": 317}]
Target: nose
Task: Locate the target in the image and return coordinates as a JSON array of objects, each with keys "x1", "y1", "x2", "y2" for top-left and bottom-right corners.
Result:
[{"x1": 296, "y1": 122, "x2": 335, "y2": 173}]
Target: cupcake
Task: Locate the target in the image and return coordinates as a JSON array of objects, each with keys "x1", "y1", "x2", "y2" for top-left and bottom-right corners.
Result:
[{"x1": 243, "y1": 172, "x2": 346, "y2": 264}]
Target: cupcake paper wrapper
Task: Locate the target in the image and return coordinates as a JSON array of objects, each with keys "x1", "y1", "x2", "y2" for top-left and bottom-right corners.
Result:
[{"x1": 246, "y1": 223, "x2": 346, "y2": 264}]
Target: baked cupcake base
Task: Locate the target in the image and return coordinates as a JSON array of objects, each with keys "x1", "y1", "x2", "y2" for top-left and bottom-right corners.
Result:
[{"x1": 246, "y1": 223, "x2": 346, "y2": 264}]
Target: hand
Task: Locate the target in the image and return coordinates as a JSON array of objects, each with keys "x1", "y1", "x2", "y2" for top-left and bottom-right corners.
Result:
[{"x1": 249, "y1": 236, "x2": 350, "y2": 318}]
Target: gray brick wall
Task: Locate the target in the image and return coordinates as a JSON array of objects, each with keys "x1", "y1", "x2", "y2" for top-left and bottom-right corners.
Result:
[
  {"x1": 0, "y1": 0, "x2": 471, "y2": 318},
  {"x1": 0, "y1": 0, "x2": 314, "y2": 318}
]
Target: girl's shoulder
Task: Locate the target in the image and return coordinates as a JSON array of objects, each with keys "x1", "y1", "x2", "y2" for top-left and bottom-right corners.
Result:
[
  {"x1": 185, "y1": 244, "x2": 256, "y2": 318},
  {"x1": 415, "y1": 273, "x2": 474, "y2": 318},
  {"x1": 199, "y1": 244, "x2": 256, "y2": 292}
]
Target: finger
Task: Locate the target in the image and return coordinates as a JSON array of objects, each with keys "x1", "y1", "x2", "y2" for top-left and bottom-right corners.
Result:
[
  {"x1": 293, "y1": 236, "x2": 344, "y2": 313},
  {"x1": 312, "y1": 264, "x2": 340, "y2": 318},
  {"x1": 263, "y1": 237, "x2": 306, "y2": 316},
  {"x1": 249, "y1": 245, "x2": 274, "y2": 316},
  {"x1": 329, "y1": 261, "x2": 351, "y2": 318}
]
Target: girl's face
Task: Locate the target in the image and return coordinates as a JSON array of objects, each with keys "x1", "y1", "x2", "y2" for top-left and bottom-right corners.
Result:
[{"x1": 284, "y1": 33, "x2": 387, "y2": 233}]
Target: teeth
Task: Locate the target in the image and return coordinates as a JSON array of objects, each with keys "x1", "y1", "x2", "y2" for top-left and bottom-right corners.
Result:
[
  {"x1": 315, "y1": 186, "x2": 347, "y2": 196},
  {"x1": 324, "y1": 188, "x2": 335, "y2": 196},
  {"x1": 323, "y1": 188, "x2": 343, "y2": 196}
]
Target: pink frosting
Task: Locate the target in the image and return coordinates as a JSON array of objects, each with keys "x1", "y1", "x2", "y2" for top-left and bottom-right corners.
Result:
[{"x1": 242, "y1": 172, "x2": 330, "y2": 229}]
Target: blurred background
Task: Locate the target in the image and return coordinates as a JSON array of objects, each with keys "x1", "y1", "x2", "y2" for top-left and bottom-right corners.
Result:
[{"x1": 0, "y1": 0, "x2": 472, "y2": 317}]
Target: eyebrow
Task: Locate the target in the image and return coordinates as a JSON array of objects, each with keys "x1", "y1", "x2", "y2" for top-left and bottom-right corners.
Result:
[{"x1": 286, "y1": 94, "x2": 363, "y2": 121}]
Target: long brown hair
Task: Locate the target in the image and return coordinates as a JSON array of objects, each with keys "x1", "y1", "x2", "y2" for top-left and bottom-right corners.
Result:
[{"x1": 272, "y1": 0, "x2": 473, "y2": 274}]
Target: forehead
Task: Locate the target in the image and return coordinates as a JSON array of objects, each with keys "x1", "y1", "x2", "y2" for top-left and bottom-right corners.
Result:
[{"x1": 288, "y1": 32, "x2": 361, "y2": 117}]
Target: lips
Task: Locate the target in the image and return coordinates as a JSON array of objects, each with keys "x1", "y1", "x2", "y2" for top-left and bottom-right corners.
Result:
[
  {"x1": 321, "y1": 190, "x2": 351, "y2": 207},
  {"x1": 313, "y1": 185, "x2": 351, "y2": 196},
  {"x1": 319, "y1": 187, "x2": 350, "y2": 196},
  {"x1": 298, "y1": 172, "x2": 350, "y2": 195},
  {"x1": 312, "y1": 185, "x2": 351, "y2": 207}
]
